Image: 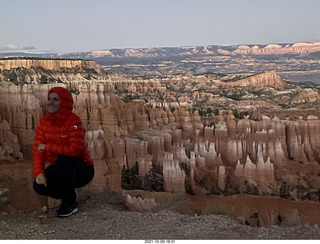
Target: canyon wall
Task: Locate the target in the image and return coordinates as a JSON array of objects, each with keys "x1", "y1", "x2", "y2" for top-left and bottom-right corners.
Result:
[{"x1": 0, "y1": 58, "x2": 100, "y2": 71}]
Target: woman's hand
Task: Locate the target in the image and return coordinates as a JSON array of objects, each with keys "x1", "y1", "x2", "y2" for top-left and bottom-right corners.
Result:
[
  {"x1": 38, "y1": 143, "x2": 45, "y2": 152},
  {"x1": 35, "y1": 173, "x2": 47, "y2": 187}
]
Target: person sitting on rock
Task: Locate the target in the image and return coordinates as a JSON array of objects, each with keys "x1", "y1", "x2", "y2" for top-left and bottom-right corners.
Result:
[{"x1": 33, "y1": 86, "x2": 94, "y2": 218}]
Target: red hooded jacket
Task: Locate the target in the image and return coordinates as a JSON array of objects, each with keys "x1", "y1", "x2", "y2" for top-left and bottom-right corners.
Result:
[{"x1": 33, "y1": 87, "x2": 94, "y2": 178}]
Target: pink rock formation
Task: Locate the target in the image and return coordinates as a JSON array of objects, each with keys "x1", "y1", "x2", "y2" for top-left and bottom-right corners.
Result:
[
  {"x1": 229, "y1": 42, "x2": 320, "y2": 55},
  {"x1": 221, "y1": 71, "x2": 286, "y2": 89},
  {"x1": 1, "y1": 58, "x2": 320, "y2": 213},
  {"x1": 162, "y1": 153, "x2": 186, "y2": 193}
]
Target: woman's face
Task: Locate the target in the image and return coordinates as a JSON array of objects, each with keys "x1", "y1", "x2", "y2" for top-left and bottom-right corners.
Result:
[{"x1": 47, "y1": 92, "x2": 61, "y2": 113}]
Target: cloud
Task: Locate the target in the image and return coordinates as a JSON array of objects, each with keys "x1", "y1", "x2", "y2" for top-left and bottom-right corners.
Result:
[{"x1": 0, "y1": 44, "x2": 37, "y2": 53}]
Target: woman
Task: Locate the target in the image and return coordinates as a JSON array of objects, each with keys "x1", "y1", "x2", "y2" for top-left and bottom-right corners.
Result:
[{"x1": 33, "y1": 86, "x2": 94, "y2": 218}]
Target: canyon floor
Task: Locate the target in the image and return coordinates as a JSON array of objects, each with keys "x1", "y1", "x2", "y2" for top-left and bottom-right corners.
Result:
[{"x1": 1, "y1": 190, "x2": 320, "y2": 240}]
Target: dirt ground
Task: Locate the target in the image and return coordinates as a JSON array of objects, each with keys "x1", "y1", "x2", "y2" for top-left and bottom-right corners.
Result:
[{"x1": 1, "y1": 190, "x2": 320, "y2": 240}]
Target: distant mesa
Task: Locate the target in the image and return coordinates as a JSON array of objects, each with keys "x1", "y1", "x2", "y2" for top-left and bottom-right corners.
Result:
[
  {"x1": 86, "y1": 42, "x2": 320, "y2": 59},
  {"x1": 0, "y1": 57, "x2": 100, "y2": 71},
  {"x1": 228, "y1": 42, "x2": 320, "y2": 55}
]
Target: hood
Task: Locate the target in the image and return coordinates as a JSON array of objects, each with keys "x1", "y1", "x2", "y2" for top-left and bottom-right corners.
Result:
[{"x1": 47, "y1": 87, "x2": 74, "y2": 123}]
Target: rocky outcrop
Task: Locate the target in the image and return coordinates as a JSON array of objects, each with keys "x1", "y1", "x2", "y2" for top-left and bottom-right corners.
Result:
[
  {"x1": 0, "y1": 119, "x2": 23, "y2": 160},
  {"x1": 163, "y1": 153, "x2": 186, "y2": 193},
  {"x1": 291, "y1": 88, "x2": 320, "y2": 104},
  {"x1": 124, "y1": 193, "x2": 157, "y2": 212},
  {"x1": 221, "y1": 71, "x2": 286, "y2": 89}
]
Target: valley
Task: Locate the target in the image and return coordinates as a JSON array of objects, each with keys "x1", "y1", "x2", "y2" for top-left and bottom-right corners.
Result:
[{"x1": 1, "y1": 42, "x2": 320, "y2": 228}]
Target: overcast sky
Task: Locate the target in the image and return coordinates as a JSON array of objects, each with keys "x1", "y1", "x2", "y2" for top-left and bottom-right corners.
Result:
[{"x1": 1, "y1": 0, "x2": 320, "y2": 53}]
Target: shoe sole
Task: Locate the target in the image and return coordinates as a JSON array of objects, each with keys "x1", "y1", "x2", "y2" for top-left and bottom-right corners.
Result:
[{"x1": 57, "y1": 207, "x2": 78, "y2": 218}]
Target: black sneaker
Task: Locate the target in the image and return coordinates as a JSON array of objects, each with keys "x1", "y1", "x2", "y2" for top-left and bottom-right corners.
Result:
[{"x1": 56, "y1": 202, "x2": 78, "y2": 218}]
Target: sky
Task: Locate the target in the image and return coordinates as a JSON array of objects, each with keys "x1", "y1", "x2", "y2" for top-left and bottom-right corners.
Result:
[{"x1": 1, "y1": 0, "x2": 320, "y2": 53}]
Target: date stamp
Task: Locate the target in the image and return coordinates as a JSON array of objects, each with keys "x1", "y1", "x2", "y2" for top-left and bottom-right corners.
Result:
[{"x1": 144, "y1": 240, "x2": 175, "y2": 244}]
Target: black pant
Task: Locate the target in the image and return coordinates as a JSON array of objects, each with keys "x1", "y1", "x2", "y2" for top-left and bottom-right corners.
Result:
[{"x1": 33, "y1": 155, "x2": 94, "y2": 204}]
